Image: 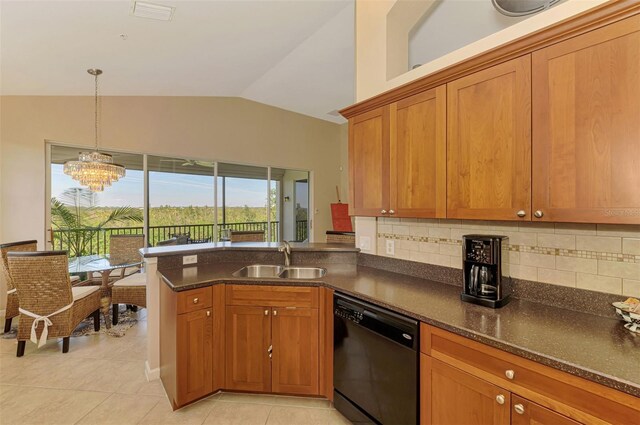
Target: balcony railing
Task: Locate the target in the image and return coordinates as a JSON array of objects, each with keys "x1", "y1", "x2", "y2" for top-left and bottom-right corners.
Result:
[{"x1": 50, "y1": 220, "x2": 310, "y2": 257}]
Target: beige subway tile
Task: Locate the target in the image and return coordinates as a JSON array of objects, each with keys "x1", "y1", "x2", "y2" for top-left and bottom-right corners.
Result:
[
  {"x1": 450, "y1": 256, "x2": 463, "y2": 269},
  {"x1": 410, "y1": 225, "x2": 429, "y2": 237},
  {"x1": 576, "y1": 235, "x2": 621, "y2": 253},
  {"x1": 395, "y1": 249, "x2": 411, "y2": 260},
  {"x1": 409, "y1": 251, "x2": 430, "y2": 263},
  {"x1": 419, "y1": 242, "x2": 440, "y2": 253},
  {"x1": 597, "y1": 260, "x2": 640, "y2": 280},
  {"x1": 461, "y1": 220, "x2": 494, "y2": 229},
  {"x1": 439, "y1": 243, "x2": 461, "y2": 256},
  {"x1": 622, "y1": 238, "x2": 640, "y2": 255},
  {"x1": 554, "y1": 223, "x2": 597, "y2": 235},
  {"x1": 509, "y1": 264, "x2": 537, "y2": 281},
  {"x1": 399, "y1": 240, "x2": 420, "y2": 251},
  {"x1": 415, "y1": 218, "x2": 438, "y2": 225},
  {"x1": 509, "y1": 251, "x2": 520, "y2": 265},
  {"x1": 556, "y1": 256, "x2": 597, "y2": 274},
  {"x1": 538, "y1": 268, "x2": 576, "y2": 287},
  {"x1": 623, "y1": 279, "x2": 640, "y2": 297},
  {"x1": 520, "y1": 252, "x2": 555, "y2": 269},
  {"x1": 450, "y1": 228, "x2": 469, "y2": 241},
  {"x1": 440, "y1": 219, "x2": 462, "y2": 228},
  {"x1": 392, "y1": 225, "x2": 411, "y2": 235},
  {"x1": 538, "y1": 233, "x2": 576, "y2": 250},
  {"x1": 577, "y1": 273, "x2": 622, "y2": 294},
  {"x1": 596, "y1": 224, "x2": 640, "y2": 237},
  {"x1": 506, "y1": 232, "x2": 537, "y2": 246},
  {"x1": 378, "y1": 224, "x2": 392, "y2": 234},
  {"x1": 401, "y1": 218, "x2": 419, "y2": 224},
  {"x1": 429, "y1": 227, "x2": 451, "y2": 239},
  {"x1": 426, "y1": 253, "x2": 452, "y2": 267},
  {"x1": 518, "y1": 222, "x2": 555, "y2": 234},
  {"x1": 489, "y1": 221, "x2": 520, "y2": 231}
]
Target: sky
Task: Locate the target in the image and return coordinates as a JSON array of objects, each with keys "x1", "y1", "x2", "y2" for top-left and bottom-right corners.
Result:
[{"x1": 51, "y1": 164, "x2": 270, "y2": 208}]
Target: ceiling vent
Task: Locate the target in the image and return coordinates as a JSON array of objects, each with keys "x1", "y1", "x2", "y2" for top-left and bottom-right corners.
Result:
[{"x1": 131, "y1": 1, "x2": 175, "y2": 21}]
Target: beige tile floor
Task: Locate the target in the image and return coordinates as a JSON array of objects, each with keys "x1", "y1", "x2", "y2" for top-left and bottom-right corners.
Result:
[{"x1": 0, "y1": 310, "x2": 351, "y2": 425}]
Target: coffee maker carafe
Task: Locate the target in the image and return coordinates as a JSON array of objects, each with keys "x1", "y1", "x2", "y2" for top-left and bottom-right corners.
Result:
[{"x1": 461, "y1": 235, "x2": 511, "y2": 308}]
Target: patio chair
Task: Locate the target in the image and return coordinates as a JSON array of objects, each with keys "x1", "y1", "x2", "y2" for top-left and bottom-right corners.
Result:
[
  {"x1": 230, "y1": 230, "x2": 265, "y2": 242},
  {"x1": 7, "y1": 251, "x2": 101, "y2": 356},
  {"x1": 1, "y1": 240, "x2": 37, "y2": 333},
  {"x1": 109, "y1": 234, "x2": 145, "y2": 279},
  {"x1": 111, "y1": 272, "x2": 146, "y2": 325},
  {"x1": 155, "y1": 237, "x2": 178, "y2": 247}
]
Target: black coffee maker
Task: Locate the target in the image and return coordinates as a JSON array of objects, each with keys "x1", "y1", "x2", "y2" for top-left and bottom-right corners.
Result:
[{"x1": 461, "y1": 235, "x2": 511, "y2": 308}]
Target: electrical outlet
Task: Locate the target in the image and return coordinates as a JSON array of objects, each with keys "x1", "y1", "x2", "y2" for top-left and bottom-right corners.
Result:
[
  {"x1": 359, "y1": 236, "x2": 371, "y2": 251},
  {"x1": 183, "y1": 255, "x2": 197, "y2": 265},
  {"x1": 385, "y1": 239, "x2": 395, "y2": 256}
]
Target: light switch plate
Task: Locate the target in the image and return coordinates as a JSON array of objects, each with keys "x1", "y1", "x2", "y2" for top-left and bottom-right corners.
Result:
[
  {"x1": 385, "y1": 240, "x2": 395, "y2": 256},
  {"x1": 359, "y1": 236, "x2": 371, "y2": 251},
  {"x1": 183, "y1": 255, "x2": 197, "y2": 265}
]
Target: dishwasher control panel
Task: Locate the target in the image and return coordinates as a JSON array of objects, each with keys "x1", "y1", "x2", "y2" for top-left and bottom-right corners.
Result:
[{"x1": 335, "y1": 306, "x2": 363, "y2": 323}]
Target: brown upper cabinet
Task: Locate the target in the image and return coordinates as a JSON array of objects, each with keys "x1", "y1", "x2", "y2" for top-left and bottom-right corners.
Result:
[
  {"x1": 391, "y1": 86, "x2": 447, "y2": 218},
  {"x1": 349, "y1": 88, "x2": 446, "y2": 218},
  {"x1": 349, "y1": 106, "x2": 390, "y2": 216},
  {"x1": 446, "y1": 55, "x2": 532, "y2": 221},
  {"x1": 532, "y1": 15, "x2": 640, "y2": 224}
]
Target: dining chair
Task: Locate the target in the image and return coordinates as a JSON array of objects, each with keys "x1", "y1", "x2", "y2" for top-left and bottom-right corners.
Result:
[
  {"x1": 7, "y1": 251, "x2": 101, "y2": 356},
  {"x1": 111, "y1": 272, "x2": 146, "y2": 325},
  {"x1": 1, "y1": 240, "x2": 37, "y2": 333},
  {"x1": 109, "y1": 234, "x2": 145, "y2": 280}
]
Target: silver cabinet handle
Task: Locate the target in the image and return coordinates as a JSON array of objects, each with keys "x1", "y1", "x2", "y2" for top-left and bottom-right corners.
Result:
[
  {"x1": 273, "y1": 309, "x2": 278, "y2": 316},
  {"x1": 264, "y1": 309, "x2": 269, "y2": 316},
  {"x1": 193, "y1": 297, "x2": 199, "y2": 304},
  {"x1": 206, "y1": 311, "x2": 211, "y2": 317},
  {"x1": 380, "y1": 210, "x2": 387, "y2": 214},
  {"x1": 505, "y1": 370, "x2": 515, "y2": 380},
  {"x1": 268, "y1": 345, "x2": 273, "y2": 353},
  {"x1": 514, "y1": 404, "x2": 525, "y2": 415},
  {"x1": 516, "y1": 210, "x2": 526, "y2": 217},
  {"x1": 496, "y1": 394, "x2": 505, "y2": 405},
  {"x1": 389, "y1": 209, "x2": 395, "y2": 215},
  {"x1": 534, "y1": 210, "x2": 544, "y2": 218}
]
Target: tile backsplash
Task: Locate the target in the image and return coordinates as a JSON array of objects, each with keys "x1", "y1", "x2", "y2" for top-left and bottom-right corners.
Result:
[{"x1": 368, "y1": 218, "x2": 640, "y2": 297}]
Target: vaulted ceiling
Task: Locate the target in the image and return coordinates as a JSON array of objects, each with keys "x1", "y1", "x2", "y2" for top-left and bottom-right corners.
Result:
[{"x1": 0, "y1": 0, "x2": 355, "y2": 123}]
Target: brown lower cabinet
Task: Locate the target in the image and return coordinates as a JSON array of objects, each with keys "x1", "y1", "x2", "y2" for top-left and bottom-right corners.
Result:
[
  {"x1": 161, "y1": 283, "x2": 330, "y2": 410},
  {"x1": 420, "y1": 323, "x2": 640, "y2": 425}
]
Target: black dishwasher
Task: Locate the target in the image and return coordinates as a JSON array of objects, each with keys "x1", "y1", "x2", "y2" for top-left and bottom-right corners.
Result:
[{"x1": 333, "y1": 293, "x2": 419, "y2": 425}]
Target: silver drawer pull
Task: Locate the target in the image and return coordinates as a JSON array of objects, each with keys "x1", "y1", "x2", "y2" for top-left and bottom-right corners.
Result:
[
  {"x1": 505, "y1": 369, "x2": 515, "y2": 380},
  {"x1": 495, "y1": 394, "x2": 505, "y2": 405},
  {"x1": 514, "y1": 404, "x2": 525, "y2": 415},
  {"x1": 264, "y1": 309, "x2": 269, "y2": 316},
  {"x1": 192, "y1": 297, "x2": 199, "y2": 304}
]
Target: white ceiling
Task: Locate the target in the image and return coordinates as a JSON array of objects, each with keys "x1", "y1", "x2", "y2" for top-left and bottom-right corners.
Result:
[{"x1": 0, "y1": 0, "x2": 355, "y2": 123}]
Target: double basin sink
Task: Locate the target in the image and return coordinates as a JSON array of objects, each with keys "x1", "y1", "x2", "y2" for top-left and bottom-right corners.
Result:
[{"x1": 232, "y1": 264, "x2": 326, "y2": 280}]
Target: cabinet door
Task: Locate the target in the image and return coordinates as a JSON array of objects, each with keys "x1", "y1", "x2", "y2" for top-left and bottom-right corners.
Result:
[
  {"x1": 391, "y1": 85, "x2": 446, "y2": 218},
  {"x1": 447, "y1": 55, "x2": 532, "y2": 221},
  {"x1": 271, "y1": 307, "x2": 319, "y2": 395},
  {"x1": 421, "y1": 355, "x2": 510, "y2": 425},
  {"x1": 512, "y1": 395, "x2": 580, "y2": 425},
  {"x1": 225, "y1": 306, "x2": 271, "y2": 392},
  {"x1": 532, "y1": 15, "x2": 640, "y2": 224},
  {"x1": 176, "y1": 309, "x2": 213, "y2": 405},
  {"x1": 349, "y1": 106, "x2": 390, "y2": 216}
]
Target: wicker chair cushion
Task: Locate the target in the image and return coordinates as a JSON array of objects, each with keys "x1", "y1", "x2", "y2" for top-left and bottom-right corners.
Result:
[
  {"x1": 70, "y1": 275, "x2": 81, "y2": 283},
  {"x1": 113, "y1": 272, "x2": 146, "y2": 287},
  {"x1": 72, "y1": 286, "x2": 100, "y2": 300}
]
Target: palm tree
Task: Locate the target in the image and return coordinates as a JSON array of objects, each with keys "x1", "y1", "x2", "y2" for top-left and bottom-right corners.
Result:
[{"x1": 51, "y1": 188, "x2": 143, "y2": 257}]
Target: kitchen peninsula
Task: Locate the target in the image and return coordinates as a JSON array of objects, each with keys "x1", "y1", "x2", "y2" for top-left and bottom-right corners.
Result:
[{"x1": 141, "y1": 242, "x2": 640, "y2": 424}]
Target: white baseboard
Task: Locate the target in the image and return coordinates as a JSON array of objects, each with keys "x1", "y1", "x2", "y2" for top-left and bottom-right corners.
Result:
[{"x1": 145, "y1": 360, "x2": 160, "y2": 381}]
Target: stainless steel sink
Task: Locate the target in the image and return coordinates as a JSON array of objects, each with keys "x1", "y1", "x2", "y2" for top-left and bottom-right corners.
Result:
[
  {"x1": 232, "y1": 264, "x2": 284, "y2": 278},
  {"x1": 278, "y1": 267, "x2": 326, "y2": 279}
]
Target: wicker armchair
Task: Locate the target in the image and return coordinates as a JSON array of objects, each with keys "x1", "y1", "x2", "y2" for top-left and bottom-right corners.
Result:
[
  {"x1": 1, "y1": 240, "x2": 37, "y2": 333},
  {"x1": 109, "y1": 234, "x2": 144, "y2": 280},
  {"x1": 7, "y1": 251, "x2": 101, "y2": 356},
  {"x1": 111, "y1": 272, "x2": 146, "y2": 325}
]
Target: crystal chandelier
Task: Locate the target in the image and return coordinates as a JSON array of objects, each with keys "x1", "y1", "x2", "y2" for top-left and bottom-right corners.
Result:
[{"x1": 64, "y1": 69, "x2": 125, "y2": 192}]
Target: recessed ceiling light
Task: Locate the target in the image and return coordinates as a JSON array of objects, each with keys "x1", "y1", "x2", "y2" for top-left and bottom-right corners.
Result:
[{"x1": 131, "y1": 1, "x2": 174, "y2": 21}]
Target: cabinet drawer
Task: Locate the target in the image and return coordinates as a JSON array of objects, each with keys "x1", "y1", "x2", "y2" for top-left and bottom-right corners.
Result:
[
  {"x1": 177, "y1": 287, "x2": 212, "y2": 314},
  {"x1": 421, "y1": 324, "x2": 640, "y2": 424},
  {"x1": 226, "y1": 284, "x2": 318, "y2": 308}
]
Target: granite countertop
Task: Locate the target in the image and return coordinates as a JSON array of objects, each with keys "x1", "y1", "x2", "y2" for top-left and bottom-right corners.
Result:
[
  {"x1": 141, "y1": 242, "x2": 359, "y2": 258},
  {"x1": 159, "y1": 261, "x2": 640, "y2": 398}
]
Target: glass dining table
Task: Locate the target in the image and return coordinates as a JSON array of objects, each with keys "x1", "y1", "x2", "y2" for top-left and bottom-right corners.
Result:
[{"x1": 68, "y1": 255, "x2": 143, "y2": 328}]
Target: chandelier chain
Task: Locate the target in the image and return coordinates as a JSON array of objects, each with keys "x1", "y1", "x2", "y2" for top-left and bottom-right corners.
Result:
[{"x1": 94, "y1": 71, "x2": 99, "y2": 150}]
